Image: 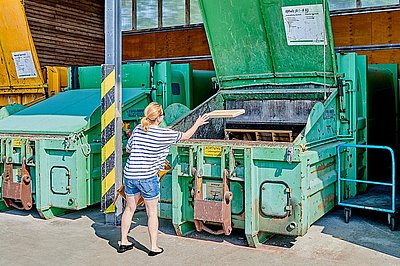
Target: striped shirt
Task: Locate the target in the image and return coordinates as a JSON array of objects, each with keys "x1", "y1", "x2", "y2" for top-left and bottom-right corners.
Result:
[{"x1": 123, "y1": 125, "x2": 183, "y2": 179}]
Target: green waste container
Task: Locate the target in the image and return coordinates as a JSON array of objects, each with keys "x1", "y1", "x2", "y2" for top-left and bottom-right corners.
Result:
[
  {"x1": 0, "y1": 89, "x2": 149, "y2": 218},
  {"x1": 156, "y1": 0, "x2": 397, "y2": 247}
]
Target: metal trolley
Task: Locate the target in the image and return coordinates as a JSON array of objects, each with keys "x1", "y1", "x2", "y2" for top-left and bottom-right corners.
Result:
[{"x1": 337, "y1": 144, "x2": 397, "y2": 230}]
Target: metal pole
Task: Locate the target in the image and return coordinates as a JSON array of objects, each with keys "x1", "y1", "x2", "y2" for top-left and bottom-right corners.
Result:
[{"x1": 102, "y1": 0, "x2": 123, "y2": 226}]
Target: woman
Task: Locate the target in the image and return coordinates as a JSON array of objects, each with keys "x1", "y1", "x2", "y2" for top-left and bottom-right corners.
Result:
[{"x1": 118, "y1": 102, "x2": 209, "y2": 255}]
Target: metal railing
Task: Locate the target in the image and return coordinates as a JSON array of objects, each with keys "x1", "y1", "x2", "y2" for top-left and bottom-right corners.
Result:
[{"x1": 337, "y1": 143, "x2": 396, "y2": 214}]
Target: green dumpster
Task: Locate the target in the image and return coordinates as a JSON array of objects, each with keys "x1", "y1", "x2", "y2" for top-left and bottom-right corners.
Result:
[
  {"x1": 0, "y1": 89, "x2": 149, "y2": 218},
  {"x1": 158, "y1": 0, "x2": 390, "y2": 247}
]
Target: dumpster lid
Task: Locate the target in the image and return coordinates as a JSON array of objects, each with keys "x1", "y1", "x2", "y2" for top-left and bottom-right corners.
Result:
[
  {"x1": 199, "y1": 0, "x2": 337, "y2": 88},
  {"x1": 0, "y1": 88, "x2": 147, "y2": 135}
]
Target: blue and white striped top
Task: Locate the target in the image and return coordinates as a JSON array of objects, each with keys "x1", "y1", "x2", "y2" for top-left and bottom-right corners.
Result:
[{"x1": 123, "y1": 125, "x2": 183, "y2": 179}]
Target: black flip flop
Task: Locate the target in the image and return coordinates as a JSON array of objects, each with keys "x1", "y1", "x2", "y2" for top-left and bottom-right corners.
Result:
[
  {"x1": 117, "y1": 242, "x2": 134, "y2": 253},
  {"x1": 148, "y1": 247, "x2": 164, "y2": 256}
]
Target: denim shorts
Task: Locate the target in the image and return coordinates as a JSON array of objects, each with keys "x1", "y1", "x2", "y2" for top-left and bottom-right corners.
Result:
[{"x1": 124, "y1": 176, "x2": 160, "y2": 200}]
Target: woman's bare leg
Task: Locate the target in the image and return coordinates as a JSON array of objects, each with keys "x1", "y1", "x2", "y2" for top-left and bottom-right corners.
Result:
[
  {"x1": 120, "y1": 194, "x2": 141, "y2": 245},
  {"x1": 144, "y1": 197, "x2": 162, "y2": 252}
]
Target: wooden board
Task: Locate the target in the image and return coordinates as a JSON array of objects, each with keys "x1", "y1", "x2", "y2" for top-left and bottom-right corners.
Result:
[{"x1": 206, "y1": 109, "x2": 245, "y2": 118}]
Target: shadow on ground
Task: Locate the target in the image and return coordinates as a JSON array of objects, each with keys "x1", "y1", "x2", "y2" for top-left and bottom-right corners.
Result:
[
  {"x1": 315, "y1": 207, "x2": 400, "y2": 258},
  {"x1": 85, "y1": 205, "x2": 249, "y2": 250},
  {"x1": 1, "y1": 208, "x2": 42, "y2": 219},
  {"x1": 83, "y1": 205, "x2": 151, "y2": 254},
  {"x1": 3, "y1": 203, "x2": 400, "y2": 257}
]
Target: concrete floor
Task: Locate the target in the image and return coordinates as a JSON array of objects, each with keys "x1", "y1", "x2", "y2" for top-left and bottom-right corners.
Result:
[{"x1": 0, "y1": 206, "x2": 399, "y2": 266}]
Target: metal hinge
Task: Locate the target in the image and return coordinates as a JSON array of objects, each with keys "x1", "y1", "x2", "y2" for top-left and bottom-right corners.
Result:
[{"x1": 286, "y1": 146, "x2": 294, "y2": 164}]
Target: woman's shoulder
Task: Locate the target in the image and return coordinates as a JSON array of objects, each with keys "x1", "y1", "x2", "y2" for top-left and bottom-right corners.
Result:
[
  {"x1": 133, "y1": 124, "x2": 144, "y2": 132},
  {"x1": 151, "y1": 126, "x2": 179, "y2": 133}
]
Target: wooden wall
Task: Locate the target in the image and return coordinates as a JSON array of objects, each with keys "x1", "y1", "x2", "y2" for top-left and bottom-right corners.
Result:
[
  {"x1": 331, "y1": 10, "x2": 400, "y2": 72},
  {"x1": 24, "y1": 0, "x2": 104, "y2": 67},
  {"x1": 122, "y1": 27, "x2": 213, "y2": 70},
  {"x1": 123, "y1": 10, "x2": 400, "y2": 72}
]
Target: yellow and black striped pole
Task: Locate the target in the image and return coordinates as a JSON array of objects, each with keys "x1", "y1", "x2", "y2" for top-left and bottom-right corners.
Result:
[
  {"x1": 101, "y1": 64, "x2": 123, "y2": 225},
  {"x1": 102, "y1": 0, "x2": 123, "y2": 225},
  {"x1": 101, "y1": 65, "x2": 116, "y2": 214}
]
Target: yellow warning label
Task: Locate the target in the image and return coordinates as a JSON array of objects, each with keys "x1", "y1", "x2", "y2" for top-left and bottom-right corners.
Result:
[
  {"x1": 204, "y1": 146, "x2": 222, "y2": 157},
  {"x1": 13, "y1": 138, "x2": 22, "y2": 148}
]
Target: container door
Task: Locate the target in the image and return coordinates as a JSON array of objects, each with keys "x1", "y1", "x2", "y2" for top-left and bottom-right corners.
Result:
[
  {"x1": 260, "y1": 181, "x2": 291, "y2": 218},
  {"x1": 50, "y1": 166, "x2": 71, "y2": 196},
  {"x1": 36, "y1": 139, "x2": 87, "y2": 210}
]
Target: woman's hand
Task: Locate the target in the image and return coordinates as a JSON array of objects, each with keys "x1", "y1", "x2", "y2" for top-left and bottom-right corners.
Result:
[
  {"x1": 181, "y1": 114, "x2": 210, "y2": 140},
  {"x1": 195, "y1": 114, "x2": 209, "y2": 127}
]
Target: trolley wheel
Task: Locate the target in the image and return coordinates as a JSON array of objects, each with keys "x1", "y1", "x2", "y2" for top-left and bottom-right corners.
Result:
[
  {"x1": 389, "y1": 215, "x2": 396, "y2": 231},
  {"x1": 344, "y1": 208, "x2": 351, "y2": 223}
]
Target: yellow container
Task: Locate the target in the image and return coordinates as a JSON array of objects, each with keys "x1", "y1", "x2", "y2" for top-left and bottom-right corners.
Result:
[{"x1": 0, "y1": 0, "x2": 66, "y2": 107}]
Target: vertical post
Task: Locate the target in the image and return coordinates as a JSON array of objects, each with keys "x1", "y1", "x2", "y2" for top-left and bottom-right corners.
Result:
[
  {"x1": 158, "y1": 0, "x2": 163, "y2": 29},
  {"x1": 244, "y1": 148, "x2": 261, "y2": 247},
  {"x1": 132, "y1": 0, "x2": 137, "y2": 30},
  {"x1": 185, "y1": 0, "x2": 190, "y2": 26},
  {"x1": 101, "y1": 0, "x2": 123, "y2": 225}
]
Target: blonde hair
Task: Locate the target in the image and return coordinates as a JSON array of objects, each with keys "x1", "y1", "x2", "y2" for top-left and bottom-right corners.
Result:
[{"x1": 141, "y1": 102, "x2": 163, "y2": 131}]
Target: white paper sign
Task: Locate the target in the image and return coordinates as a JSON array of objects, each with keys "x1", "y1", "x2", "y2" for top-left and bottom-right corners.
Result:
[
  {"x1": 12, "y1": 51, "x2": 38, "y2": 78},
  {"x1": 282, "y1": 4, "x2": 326, "y2": 46}
]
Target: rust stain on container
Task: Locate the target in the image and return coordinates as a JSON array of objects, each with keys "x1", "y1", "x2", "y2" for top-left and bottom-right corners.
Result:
[
  {"x1": 310, "y1": 161, "x2": 335, "y2": 174},
  {"x1": 318, "y1": 194, "x2": 336, "y2": 211}
]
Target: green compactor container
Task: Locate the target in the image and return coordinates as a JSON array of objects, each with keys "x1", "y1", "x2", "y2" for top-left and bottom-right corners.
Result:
[{"x1": 158, "y1": 0, "x2": 398, "y2": 247}]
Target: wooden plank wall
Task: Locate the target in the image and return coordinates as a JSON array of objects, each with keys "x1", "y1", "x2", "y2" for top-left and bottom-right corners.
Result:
[
  {"x1": 24, "y1": 0, "x2": 104, "y2": 67},
  {"x1": 123, "y1": 10, "x2": 400, "y2": 72},
  {"x1": 122, "y1": 27, "x2": 213, "y2": 70},
  {"x1": 332, "y1": 10, "x2": 400, "y2": 73}
]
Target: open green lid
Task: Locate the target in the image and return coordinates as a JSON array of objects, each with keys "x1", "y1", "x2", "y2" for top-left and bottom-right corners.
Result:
[{"x1": 199, "y1": 0, "x2": 337, "y2": 88}]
